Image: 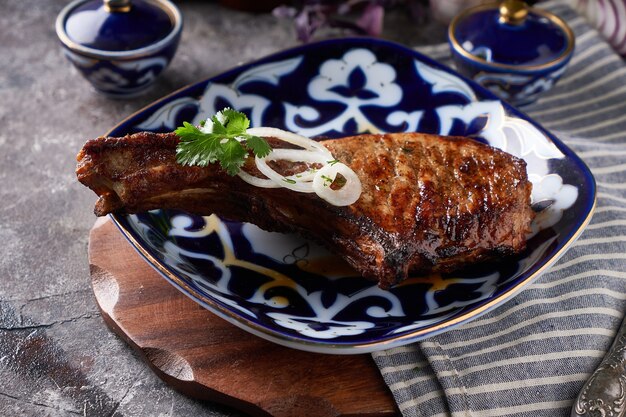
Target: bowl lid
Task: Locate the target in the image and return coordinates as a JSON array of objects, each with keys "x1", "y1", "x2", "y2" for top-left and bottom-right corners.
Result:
[
  {"x1": 449, "y1": 0, "x2": 574, "y2": 69},
  {"x1": 61, "y1": 0, "x2": 174, "y2": 52}
]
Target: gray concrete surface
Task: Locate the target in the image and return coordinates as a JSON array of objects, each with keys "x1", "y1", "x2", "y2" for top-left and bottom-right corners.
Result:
[{"x1": 0, "y1": 1, "x2": 445, "y2": 415}]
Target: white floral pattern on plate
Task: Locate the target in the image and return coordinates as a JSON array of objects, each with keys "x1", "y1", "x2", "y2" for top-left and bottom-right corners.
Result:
[{"x1": 111, "y1": 39, "x2": 595, "y2": 353}]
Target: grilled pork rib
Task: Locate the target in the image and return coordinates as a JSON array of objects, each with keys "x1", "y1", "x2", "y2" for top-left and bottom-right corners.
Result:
[{"x1": 76, "y1": 131, "x2": 533, "y2": 288}]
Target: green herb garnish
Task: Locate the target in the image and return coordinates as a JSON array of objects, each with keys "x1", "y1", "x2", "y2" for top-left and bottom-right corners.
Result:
[
  {"x1": 327, "y1": 159, "x2": 340, "y2": 166},
  {"x1": 283, "y1": 178, "x2": 297, "y2": 184},
  {"x1": 320, "y1": 174, "x2": 334, "y2": 186},
  {"x1": 175, "y1": 108, "x2": 271, "y2": 176}
]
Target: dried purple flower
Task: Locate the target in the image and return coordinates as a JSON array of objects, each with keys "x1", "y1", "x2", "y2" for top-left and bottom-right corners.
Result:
[{"x1": 274, "y1": 0, "x2": 423, "y2": 43}]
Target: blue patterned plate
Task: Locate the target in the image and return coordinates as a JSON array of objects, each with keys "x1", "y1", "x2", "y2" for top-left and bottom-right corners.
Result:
[{"x1": 108, "y1": 38, "x2": 595, "y2": 354}]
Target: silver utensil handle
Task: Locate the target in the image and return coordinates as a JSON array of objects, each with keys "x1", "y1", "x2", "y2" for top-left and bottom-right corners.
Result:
[{"x1": 571, "y1": 316, "x2": 626, "y2": 417}]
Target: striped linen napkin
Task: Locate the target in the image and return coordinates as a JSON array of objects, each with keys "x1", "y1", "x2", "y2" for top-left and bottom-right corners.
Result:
[{"x1": 372, "y1": 2, "x2": 626, "y2": 416}]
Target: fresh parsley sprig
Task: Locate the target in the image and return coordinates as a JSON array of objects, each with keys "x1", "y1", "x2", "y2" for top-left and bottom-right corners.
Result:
[{"x1": 175, "y1": 108, "x2": 271, "y2": 175}]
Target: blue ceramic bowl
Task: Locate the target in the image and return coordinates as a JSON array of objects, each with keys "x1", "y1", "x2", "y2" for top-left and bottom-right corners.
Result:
[
  {"x1": 448, "y1": 2, "x2": 574, "y2": 106},
  {"x1": 55, "y1": 0, "x2": 182, "y2": 98}
]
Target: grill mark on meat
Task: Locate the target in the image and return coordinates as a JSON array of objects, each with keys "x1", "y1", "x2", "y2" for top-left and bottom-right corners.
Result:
[
  {"x1": 77, "y1": 131, "x2": 534, "y2": 288},
  {"x1": 451, "y1": 152, "x2": 471, "y2": 243}
]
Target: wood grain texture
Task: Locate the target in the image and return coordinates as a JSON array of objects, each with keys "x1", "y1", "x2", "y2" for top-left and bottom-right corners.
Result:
[{"x1": 88, "y1": 218, "x2": 398, "y2": 417}]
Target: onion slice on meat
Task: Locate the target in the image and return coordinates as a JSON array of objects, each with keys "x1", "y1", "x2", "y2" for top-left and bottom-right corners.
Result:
[
  {"x1": 247, "y1": 127, "x2": 332, "y2": 157},
  {"x1": 312, "y1": 163, "x2": 362, "y2": 206},
  {"x1": 236, "y1": 127, "x2": 362, "y2": 206},
  {"x1": 236, "y1": 170, "x2": 280, "y2": 188}
]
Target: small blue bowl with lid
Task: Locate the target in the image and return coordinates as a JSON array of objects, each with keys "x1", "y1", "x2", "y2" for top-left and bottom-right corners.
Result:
[
  {"x1": 448, "y1": 0, "x2": 574, "y2": 106},
  {"x1": 56, "y1": 0, "x2": 182, "y2": 98}
]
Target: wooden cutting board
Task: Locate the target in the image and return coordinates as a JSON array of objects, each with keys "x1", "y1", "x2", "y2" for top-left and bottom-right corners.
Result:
[{"x1": 88, "y1": 218, "x2": 398, "y2": 417}]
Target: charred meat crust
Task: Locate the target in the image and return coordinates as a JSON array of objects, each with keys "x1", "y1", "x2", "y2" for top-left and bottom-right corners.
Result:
[{"x1": 76, "y1": 131, "x2": 534, "y2": 288}]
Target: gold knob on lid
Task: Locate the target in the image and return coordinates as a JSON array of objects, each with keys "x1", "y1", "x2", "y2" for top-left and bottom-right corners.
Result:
[
  {"x1": 499, "y1": 0, "x2": 529, "y2": 24},
  {"x1": 104, "y1": 0, "x2": 132, "y2": 13}
]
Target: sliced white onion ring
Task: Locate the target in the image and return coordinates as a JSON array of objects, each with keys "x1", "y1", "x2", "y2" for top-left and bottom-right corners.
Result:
[
  {"x1": 246, "y1": 127, "x2": 332, "y2": 157},
  {"x1": 237, "y1": 170, "x2": 280, "y2": 188},
  {"x1": 235, "y1": 126, "x2": 362, "y2": 206},
  {"x1": 312, "y1": 163, "x2": 362, "y2": 206},
  {"x1": 263, "y1": 148, "x2": 330, "y2": 164},
  {"x1": 262, "y1": 148, "x2": 329, "y2": 181},
  {"x1": 255, "y1": 157, "x2": 315, "y2": 193}
]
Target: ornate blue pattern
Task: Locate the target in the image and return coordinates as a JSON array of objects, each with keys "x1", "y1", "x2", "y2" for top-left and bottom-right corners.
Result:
[
  {"x1": 109, "y1": 38, "x2": 595, "y2": 353},
  {"x1": 470, "y1": 61, "x2": 569, "y2": 106},
  {"x1": 63, "y1": 49, "x2": 176, "y2": 97}
]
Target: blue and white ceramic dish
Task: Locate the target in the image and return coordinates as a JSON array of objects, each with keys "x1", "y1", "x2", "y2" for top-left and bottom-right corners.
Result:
[
  {"x1": 106, "y1": 38, "x2": 595, "y2": 354},
  {"x1": 56, "y1": 0, "x2": 182, "y2": 98},
  {"x1": 449, "y1": 1, "x2": 575, "y2": 106}
]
